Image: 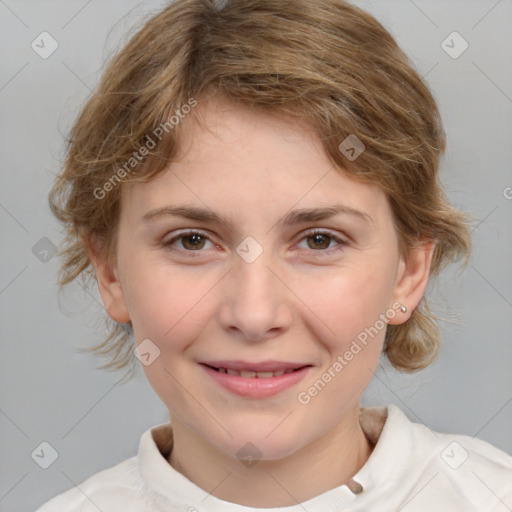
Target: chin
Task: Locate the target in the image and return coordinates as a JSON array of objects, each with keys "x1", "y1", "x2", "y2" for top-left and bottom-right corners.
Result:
[{"x1": 211, "y1": 418, "x2": 305, "y2": 463}]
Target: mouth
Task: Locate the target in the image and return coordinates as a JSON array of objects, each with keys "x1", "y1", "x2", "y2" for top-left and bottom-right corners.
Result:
[
  {"x1": 199, "y1": 360, "x2": 313, "y2": 398},
  {"x1": 202, "y1": 364, "x2": 306, "y2": 379}
]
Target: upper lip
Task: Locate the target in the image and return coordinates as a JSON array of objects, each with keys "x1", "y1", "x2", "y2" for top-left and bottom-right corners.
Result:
[{"x1": 200, "y1": 360, "x2": 311, "y2": 372}]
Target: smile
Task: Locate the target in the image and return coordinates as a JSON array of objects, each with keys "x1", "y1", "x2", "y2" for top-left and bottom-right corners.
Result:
[
  {"x1": 199, "y1": 361, "x2": 312, "y2": 398},
  {"x1": 210, "y1": 367, "x2": 297, "y2": 378}
]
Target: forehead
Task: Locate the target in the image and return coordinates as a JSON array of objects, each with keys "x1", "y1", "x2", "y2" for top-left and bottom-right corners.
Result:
[
  {"x1": 121, "y1": 97, "x2": 391, "y2": 227},
  {"x1": 172, "y1": 96, "x2": 324, "y2": 170}
]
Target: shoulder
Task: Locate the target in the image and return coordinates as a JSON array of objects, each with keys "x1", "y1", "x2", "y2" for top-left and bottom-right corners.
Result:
[
  {"x1": 34, "y1": 422, "x2": 175, "y2": 512},
  {"x1": 391, "y1": 403, "x2": 512, "y2": 470},
  {"x1": 34, "y1": 422, "x2": 181, "y2": 512},
  {"x1": 387, "y1": 404, "x2": 512, "y2": 509},
  {"x1": 34, "y1": 456, "x2": 147, "y2": 512}
]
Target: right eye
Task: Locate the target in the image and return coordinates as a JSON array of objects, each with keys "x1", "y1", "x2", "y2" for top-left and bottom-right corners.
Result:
[{"x1": 162, "y1": 230, "x2": 218, "y2": 254}]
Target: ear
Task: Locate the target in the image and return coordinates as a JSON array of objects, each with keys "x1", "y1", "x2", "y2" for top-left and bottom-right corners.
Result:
[
  {"x1": 388, "y1": 241, "x2": 435, "y2": 325},
  {"x1": 82, "y1": 233, "x2": 130, "y2": 324}
]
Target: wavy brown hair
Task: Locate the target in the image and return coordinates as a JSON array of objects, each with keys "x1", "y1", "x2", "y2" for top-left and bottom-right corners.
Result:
[{"x1": 50, "y1": 0, "x2": 471, "y2": 376}]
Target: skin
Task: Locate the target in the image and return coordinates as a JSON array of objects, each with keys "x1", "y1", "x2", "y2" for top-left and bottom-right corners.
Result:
[{"x1": 89, "y1": 97, "x2": 434, "y2": 507}]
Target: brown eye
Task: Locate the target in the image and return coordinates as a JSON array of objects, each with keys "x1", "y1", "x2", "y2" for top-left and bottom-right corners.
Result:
[
  {"x1": 306, "y1": 233, "x2": 332, "y2": 250},
  {"x1": 296, "y1": 230, "x2": 348, "y2": 257},
  {"x1": 181, "y1": 233, "x2": 206, "y2": 250},
  {"x1": 163, "y1": 231, "x2": 215, "y2": 253}
]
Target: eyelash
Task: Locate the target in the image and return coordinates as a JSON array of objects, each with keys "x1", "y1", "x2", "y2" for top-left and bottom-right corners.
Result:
[{"x1": 162, "y1": 229, "x2": 348, "y2": 258}]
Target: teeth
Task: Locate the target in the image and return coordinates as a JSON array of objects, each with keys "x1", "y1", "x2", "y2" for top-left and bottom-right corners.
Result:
[
  {"x1": 255, "y1": 371, "x2": 274, "y2": 378},
  {"x1": 215, "y1": 367, "x2": 298, "y2": 378}
]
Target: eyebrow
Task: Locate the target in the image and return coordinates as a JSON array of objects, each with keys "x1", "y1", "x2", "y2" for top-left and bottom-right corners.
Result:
[{"x1": 141, "y1": 204, "x2": 372, "y2": 229}]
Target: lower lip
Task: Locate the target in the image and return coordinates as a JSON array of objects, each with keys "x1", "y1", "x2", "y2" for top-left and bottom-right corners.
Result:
[{"x1": 200, "y1": 364, "x2": 311, "y2": 398}]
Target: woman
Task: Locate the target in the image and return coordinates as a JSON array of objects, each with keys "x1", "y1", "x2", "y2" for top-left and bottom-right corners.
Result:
[{"x1": 38, "y1": 0, "x2": 512, "y2": 510}]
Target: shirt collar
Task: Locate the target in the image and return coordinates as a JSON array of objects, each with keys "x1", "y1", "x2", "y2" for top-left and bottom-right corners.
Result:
[{"x1": 138, "y1": 404, "x2": 413, "y2": 511}]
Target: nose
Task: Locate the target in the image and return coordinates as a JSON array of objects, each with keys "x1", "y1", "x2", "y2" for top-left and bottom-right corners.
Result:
[{"x1": 218, "y1": 248, "x2": 294, "y2": 343}]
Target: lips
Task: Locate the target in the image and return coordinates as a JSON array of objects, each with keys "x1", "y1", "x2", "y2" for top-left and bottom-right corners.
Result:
[
  {"x1": 205, "y1": 366, "x2": 299, "y2": 378},
  {"x1": 200, "y1": 360, "x2": 310, "y2": 379},
  {"x1": 200, "y1": 361, "x2": 312, "y2": 398}
]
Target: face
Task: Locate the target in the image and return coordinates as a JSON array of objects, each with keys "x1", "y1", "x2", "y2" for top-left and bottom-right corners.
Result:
[{"x1": 96, "y1": 97, "x2": 430, "y2": 461}]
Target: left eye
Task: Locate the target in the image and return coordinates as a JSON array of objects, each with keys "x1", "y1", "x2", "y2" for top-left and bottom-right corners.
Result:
[{"x1": 296, "y1": 231, "x2": 346, "y2": 253}]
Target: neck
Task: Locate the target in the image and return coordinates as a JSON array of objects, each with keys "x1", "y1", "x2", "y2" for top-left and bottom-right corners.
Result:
[{"x1": 168, "y1": 407, "x2": 373, "y2": 507}]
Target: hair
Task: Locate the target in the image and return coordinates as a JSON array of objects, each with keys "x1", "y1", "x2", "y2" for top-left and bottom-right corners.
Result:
[{"x1": 50, "y1": 0, "x2": 471, "y2": 376}]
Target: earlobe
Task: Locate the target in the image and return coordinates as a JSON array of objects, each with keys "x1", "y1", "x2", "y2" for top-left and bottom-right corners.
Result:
[
  {"x1": 83, "y1": 234, "x2": 131, "y2": 324},
  {"x1": 388, "y1": 241, "x2": 435, "y2": 325}
]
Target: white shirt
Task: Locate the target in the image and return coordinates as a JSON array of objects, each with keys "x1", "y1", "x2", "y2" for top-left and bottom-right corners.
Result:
[{"x1": 35, "y1": 404, "x2": 512, "y2": 511}]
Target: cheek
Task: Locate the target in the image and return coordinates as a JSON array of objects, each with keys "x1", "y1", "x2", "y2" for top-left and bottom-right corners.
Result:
[
  {"x1": 122, "y1": 264, "x2": 217, "y2": 407},
  {"x1": 293, "y1": 268, "x2": 393, "y2": 415},
  {"x1": 294, "y1": 263, "x2": 395, "y2": 348},
  {"x1": 117, "y1": 238, "x2": 204, "y2": 333},
  {"x1": 126, "y1": 266, "x2": 210, "y2": 346}
]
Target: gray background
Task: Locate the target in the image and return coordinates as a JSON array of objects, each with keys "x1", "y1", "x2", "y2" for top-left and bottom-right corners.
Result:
[{"x1": 0, "y1": 0, "x2": 511, "y2": 510}]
